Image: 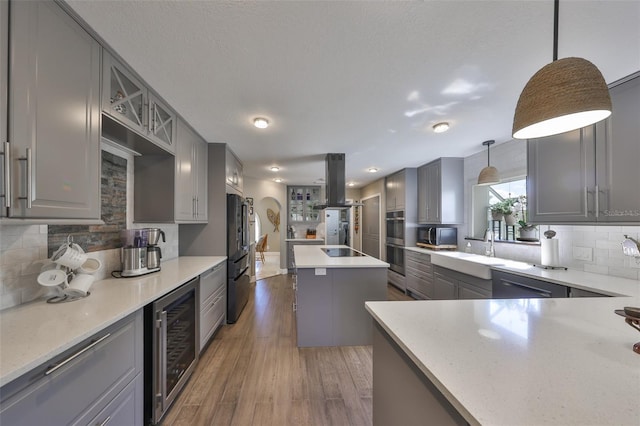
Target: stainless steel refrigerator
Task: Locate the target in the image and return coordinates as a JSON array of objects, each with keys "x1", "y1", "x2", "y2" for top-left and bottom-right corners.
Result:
[
  {"x1": 324, "y1": 208, "x2": 350, "y2": 246},
  {"x1": 227, "y1": 193, "x2": 250, "y2": 323}
]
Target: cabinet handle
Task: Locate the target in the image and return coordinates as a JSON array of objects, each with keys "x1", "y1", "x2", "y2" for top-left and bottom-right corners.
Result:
[
  {"x1": 210, "y1": 295, "x2": 223, "y2": 308},
  {"x1": 192, "y1": 196, "x2": 196, "y2": 218},
  {"x1": 17, "y1": 148, "x2": 32, "y2": 208},
  {"x1": 594, "y1": 185, "x2": 600, "y2": 218},
  {"x1": 45, "y1": 333, "x2": 112, "y2": 376},
  {"x1": 292, "y1": 302, "x2": 297, "y2": 312},
  {"x1": 158, "y1": 310, "x2": 167, "y2": 411},
  {"x1": 96, "y1": 415, "x2": 111, "y2": 426},
  {"x1": 1, "y1": 141, "x2": 10, "y2": 207},
  {"x1": 196, "y1": 197, "x2": 199, "y2": 217},
  {"x1": 584, "y1": 186, "x2": 589, "y2": 218}
]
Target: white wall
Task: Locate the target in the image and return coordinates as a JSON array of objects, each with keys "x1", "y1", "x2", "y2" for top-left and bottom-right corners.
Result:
[
  {"x1": 459, "y1": 139, "x2": 640, "y2": 281},
  {"x1": 243, "y1": 177, "x2": 287, "y2": 269}
]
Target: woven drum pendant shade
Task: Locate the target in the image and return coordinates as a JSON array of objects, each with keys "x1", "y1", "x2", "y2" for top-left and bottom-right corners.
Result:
[
  {"x1": 478, "y1": 166, "x2": 500, "y2": 186},
  {"x1": 477, "y1": 140, "x2": 500, "y2": 186},
  {"x1": 512, "y1": 57, "x2": 612, "y2": 139}
]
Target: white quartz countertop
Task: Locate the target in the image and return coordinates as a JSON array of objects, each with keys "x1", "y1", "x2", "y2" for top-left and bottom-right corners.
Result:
[
  {"x1": 366, "y1": 296, "x2": 640, "y2": 425},
  {"x1": 294, "y1": 245, "x2": 389, "y2": 268},
  {"x1": 285, "y1": 238, "x2": 324, "y2": 242},
  {"x1": 0, "y1": 256, "x2": 226, "y2": 387},
  {"x1": 405, "y1": 246, "x2": 640, "y2": 297}
]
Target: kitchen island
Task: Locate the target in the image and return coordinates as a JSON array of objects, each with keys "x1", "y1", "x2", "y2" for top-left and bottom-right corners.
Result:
[
  {"x1": 293, "y1": 244, "x2": 389, "y2": 347},
  {"x1": 366, "y1": 295, "x2": 640, "y2": 425}
]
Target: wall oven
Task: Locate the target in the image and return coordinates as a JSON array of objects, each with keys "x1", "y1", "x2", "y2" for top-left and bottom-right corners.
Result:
[
  {"x1": 386, "y1": 243, "x2": 405, "y2": 276},
  {"x1": 145, "y1": 277, "x2": 199, "y2": 424},
  {"x1": 386, "y1": 211, "x2": 405, "y2": 246}
]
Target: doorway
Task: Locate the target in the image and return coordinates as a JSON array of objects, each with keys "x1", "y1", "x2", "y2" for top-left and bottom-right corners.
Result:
[
  {"x1": 255, "y1": 196, "x2": 281, "y2": 280},
  {"x1": 361, "y1": 195, "x2": 381, "y2": 259}
]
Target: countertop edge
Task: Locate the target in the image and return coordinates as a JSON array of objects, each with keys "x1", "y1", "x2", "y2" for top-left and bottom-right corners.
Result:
[
  {"x1": 365, "y1": 302, "x2": 480, "y2": 426},
  {"x1": 0, "y1": 256, "x2": 227, "y2": 387}
]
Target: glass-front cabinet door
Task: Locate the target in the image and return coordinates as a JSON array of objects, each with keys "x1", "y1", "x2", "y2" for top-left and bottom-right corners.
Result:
[
  {"x1": 288, "y1": 185, "x2": 321, "y2": 223},
  {"x1": 148, "y1": 92, "x2": 176, "y2": 154},
  {"x1": 103, "y1": 52, "x2": 147, "y2": 135}
]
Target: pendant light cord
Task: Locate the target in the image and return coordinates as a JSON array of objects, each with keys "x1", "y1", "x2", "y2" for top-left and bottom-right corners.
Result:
[
  {"x1": 487, "y1": 144, "x2": 491, "y2": 166},
  {"x1": 553, "y1": 0, "x2": 559, "y2": 61}
]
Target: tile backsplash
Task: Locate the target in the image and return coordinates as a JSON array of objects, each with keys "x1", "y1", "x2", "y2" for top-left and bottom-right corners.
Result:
[{"x1": 0, "y1": 142, "x2": 179, "y2": 310}]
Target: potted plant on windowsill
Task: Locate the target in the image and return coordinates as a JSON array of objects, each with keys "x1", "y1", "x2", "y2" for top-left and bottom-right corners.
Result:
[{"x1": 514, "y1": 195, "x2": 538, "y2": 241}]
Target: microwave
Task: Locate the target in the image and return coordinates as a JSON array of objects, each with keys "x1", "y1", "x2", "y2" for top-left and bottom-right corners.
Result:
[{"x1": 418, "y1": 227, "x2": 457, "y2": 246}]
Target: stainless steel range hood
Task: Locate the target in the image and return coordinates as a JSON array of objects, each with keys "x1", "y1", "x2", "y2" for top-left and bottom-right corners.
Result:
[{"x1": 314, "y1": 153, "x2": 358, "y2": 209}]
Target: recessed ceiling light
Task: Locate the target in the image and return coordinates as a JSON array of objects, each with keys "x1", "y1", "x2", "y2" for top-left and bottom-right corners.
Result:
[
  {"x1": 253, "y1": 117, "x2": 269, "y2": 129},
  {"x1": 274, "y1": 178, "x2": 283, "y2": 183},
  {"x1": 347, "y1": 182, "x2": 355, "y2": 187},
  {"x1": 270, "y1": 166, "x2": 280, "y2": 172},
  {"x1": 432, "y1": 122, "x2": 450, "y2": 133},
  {"x1": 368, "y1": 167, "x2": 379, "y2": 173}
]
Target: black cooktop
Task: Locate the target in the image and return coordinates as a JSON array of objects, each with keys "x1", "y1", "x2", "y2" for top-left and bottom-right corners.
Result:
[{"x1": 321, "y1": 248, "x2": 365, "y2": 257}]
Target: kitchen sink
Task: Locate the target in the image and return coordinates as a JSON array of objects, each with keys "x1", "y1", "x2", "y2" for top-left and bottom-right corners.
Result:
[{"x1": 430, "y1": 251, "x2": 509, "y2": 279}]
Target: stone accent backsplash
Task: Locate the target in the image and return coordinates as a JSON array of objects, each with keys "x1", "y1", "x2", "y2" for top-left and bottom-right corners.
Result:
[
  {"x1": 48, "y1": 151, "x2": 127, "y2": 256},
  {"x1": 0, "y1": 144, "x2": 180, "y2": 311}
]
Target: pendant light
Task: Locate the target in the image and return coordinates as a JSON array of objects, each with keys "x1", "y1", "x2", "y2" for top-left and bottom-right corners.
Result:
[
  {"x1": 477, "y1": 140, "x2": 499, "y2": 186},
  {"x1": 512, "y1": 0, "x2": 611, "y2": 140}
]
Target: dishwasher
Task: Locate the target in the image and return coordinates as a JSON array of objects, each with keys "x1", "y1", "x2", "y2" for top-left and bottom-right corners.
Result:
[{"x1": 492, "y1": 270, "x2": 569, "y2": 298}]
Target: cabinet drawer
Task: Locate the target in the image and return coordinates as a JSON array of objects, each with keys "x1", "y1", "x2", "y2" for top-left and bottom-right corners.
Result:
[
  {"x1": 0, "y1": 311, "x2": 142, "y2": 426},
  {"x1": 82, "y1": 373, "x2": 143, "y2": 426},
  {"x1": 405, "y1": 251, "x2": 431, "y2": 265},
  {"x1": 406, "y1": 275, "x2": 432, "y2": 300},
  {"x1": 406, "y1": 258, "x2": 433, "y2": 275},
  {"x1": 200, "y1": 263, "x2": 226, "y2": 304},
  {"x1": 200, "y1": 285, "x2": 226, "y2": 352}
]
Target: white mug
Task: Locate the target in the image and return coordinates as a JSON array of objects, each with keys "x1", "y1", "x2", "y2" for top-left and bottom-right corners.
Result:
[
  {"x1": 65, "y1": 274, "x2": 94, "y2": 297},
  {"x1": 52, "y1": 244, "x2": 87, "y2": 270},
  {"x1": 79, "y1": 257, "x2": 102, "y2": 275}
]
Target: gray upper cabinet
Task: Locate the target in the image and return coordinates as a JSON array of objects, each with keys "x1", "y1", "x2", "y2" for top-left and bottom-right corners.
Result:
[
  {"x1": 175, "y1": 119, "x2": 207, "y2": 222},
  {"x1": 103, "y1": 52, "x2": 176, "y2": 154},
  {"x1": 8, "y1": 1, "x2": 101, "y2": 220},
  {"x1": 417, "y1": 158, "x2": 464, "y2": 224},
  {"x1": 594, "y1": 74, "x2": 640, "y2": 223},
  {"x1": 528, "y1": 73, "x2": 640, "y2": 224},
  {"x1": 385, "y1": 170, "x2": 406, "y2": 211},
  {"x1": 1, "y1": 1, "x2": 7, "y2": 217},
  {"x1": 225, "y1": 147, "x2": 243, "y2": 194}
]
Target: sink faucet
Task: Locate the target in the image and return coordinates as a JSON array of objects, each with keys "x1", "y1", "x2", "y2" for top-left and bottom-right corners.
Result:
[{"x1": 484, "y1": 228, "x2": 495, "y2": 257}]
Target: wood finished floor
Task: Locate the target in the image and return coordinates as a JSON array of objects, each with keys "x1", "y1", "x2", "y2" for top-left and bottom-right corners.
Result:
[{"x1": 162, "y1": 274, "x2": 412, "y2": 425}]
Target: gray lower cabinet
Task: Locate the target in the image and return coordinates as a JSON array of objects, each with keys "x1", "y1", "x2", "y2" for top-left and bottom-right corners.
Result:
[
  {"x1": 7, "y1": 0, "x2": 101, "y2": 220},
  {"x1": 433, "y1": 266, "x2": 492, "y2": 300},
  {"x1": 0, "y1": 1, "x2": 7, "y2": 215},
  {"x1": 527, "y1": 72, "x2": 640, "y2": 224},
  {"x1": 570, "y1": 287, "x2": 608, "y2": 298},
  {"x1": 0, "y1": 310, "x2": 143, "y2": 426},
  {"x1": 176, "y1": 119, "x2": 208, "y2": 222},
  {"x1": 199, "y1": 262, "x2": 227, "y2": 352},
  {"x1": 418, "y1": 158, "x2": 464, "y2": 225},
  {"x1": 405, "y1": 250, "x2": 433, "y2": 299},
  {"x1": 295, "y1": 267, "x2": 387, "y2": 347}
]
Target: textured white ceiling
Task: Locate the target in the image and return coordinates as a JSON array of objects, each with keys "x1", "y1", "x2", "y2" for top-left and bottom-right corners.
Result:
[{"x1": 66, "y1": 0, "x2": 640, "y2": 187}]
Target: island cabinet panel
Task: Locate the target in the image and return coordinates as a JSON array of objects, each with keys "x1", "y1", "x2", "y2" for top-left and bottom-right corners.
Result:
[
  {"x1": 296, "y1": 267, "x2": 387, "y2": 347},
  {"x1": 372, "y1": 323, "x2": 467, "y2": 426},
  {"x1": 0, "y1": 310, "x2": 143, "y2": 426},
  {"x1": 8, "y1": 0, "x2": 101, "y2": 220},
  {"x1": 528, "y1": 72, "x2": 640, "y2": 224}
]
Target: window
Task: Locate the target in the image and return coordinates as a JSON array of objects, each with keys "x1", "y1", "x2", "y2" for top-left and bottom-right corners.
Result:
[{"x1": 472, "y1": 177, "x2": 530, "y2": 241}]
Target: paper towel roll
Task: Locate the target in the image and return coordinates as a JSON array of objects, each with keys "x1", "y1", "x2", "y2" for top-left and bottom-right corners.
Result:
[{"x1": 541, "y1": 238, "x2": 560, "y2": 266}]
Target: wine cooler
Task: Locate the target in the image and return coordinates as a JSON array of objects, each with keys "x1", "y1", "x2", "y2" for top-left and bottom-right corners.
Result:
[{"x1": 145, "y1": 277, "x2": 199, "y2": 424}]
